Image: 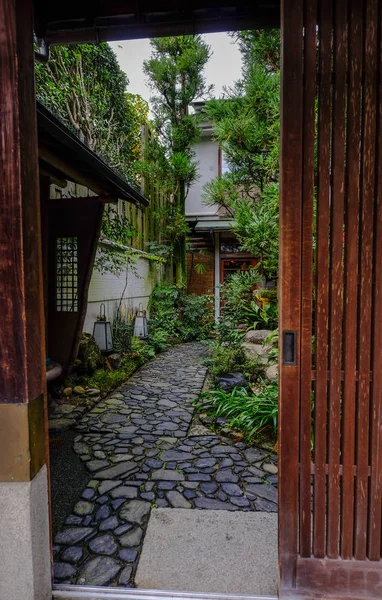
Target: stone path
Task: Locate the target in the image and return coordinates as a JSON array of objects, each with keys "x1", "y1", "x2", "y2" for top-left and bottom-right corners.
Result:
[{"x1": 52, "y1": 343, "x2": 278, "y2": 588}]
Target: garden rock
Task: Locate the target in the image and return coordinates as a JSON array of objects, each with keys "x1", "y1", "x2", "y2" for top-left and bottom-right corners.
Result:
[
  {"x1": 76, "y1": 332, "x2": 102, "y2": 375},
  {"x1": 216, "y1": 373, "x2": 248, "y2": 392},
  {"x1": 242, "y1": 343, "x2": 269, "y2": 364},
  {"x1": 108, "y1": 353, "x2": 122, "y2": 370},
  {"x1": 266, "y1": 364, "x2": 278, "y2": 381},
  {"x1": 244, "y1": 330, "x2": 272, "y2": 344}
]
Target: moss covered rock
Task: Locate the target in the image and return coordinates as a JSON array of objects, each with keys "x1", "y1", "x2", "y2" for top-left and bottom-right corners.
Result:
[{"x1": 76, "y1": 333, "x2": 102, "y2": 375}]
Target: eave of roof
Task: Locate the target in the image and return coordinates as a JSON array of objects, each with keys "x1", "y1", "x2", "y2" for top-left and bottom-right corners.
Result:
[
  {"x1": 33, "y1": 1, "x2": 280, "y2": 45},
  {"x1": 36, "y1": 101, "x2": 149, "y2": 207}
]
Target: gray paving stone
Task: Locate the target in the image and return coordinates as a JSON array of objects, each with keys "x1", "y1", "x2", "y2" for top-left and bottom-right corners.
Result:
[
  {"x1": 99, "y1": 516, "x2": 119, "y2": 532},
  {"x1": 89, "y1": 534, "x2": 118, "y2": 556},
  {"x1": 95, "y1": 461, "x2": 137, "y2": 480},
  {"x1": 55, "y1": 528, "x2": 94, "y2": 545},
  {"x1": 221, "y1": 483, "x2": 242, "y2": 496},
  {"x1": 119, "y1": 548, "x2": 138, "y2": 562},
  {"x1": 110, "y1": 485, "x2": 138, "y2": 499},
  {"x1": 61, "y1": 546, "x2": 83, "y2": 564},
  {"x1": 119, "y1": 566, "x2": 133, "y2": 586},
  {"x1": 54, "y1": 562, "x2": 76, "y2": 580},
  {"x1": 77, "y1": 556, "x2": 121, "y2": 586},
  {"x1": 120, "y1": 527, "x2": 143, "y2": 547},
  {"x1": 246, "y1": 484, "x2": 278, "y2": 503},
  {"x1": 151, "y1": 469, "x2": 185, "y2": 481},
  {"x1": 98, "y1": 480, "x2": 122, "y2": 495},
  {"x1": 194, "y1": 498, "x2": 239, "y2": 511},
  {"x1": 167, "y1": 490, "x2": 192, "y2": 508},
  {"x1": 215, "y1": 470, "x2": 239, "y2": 483},
  {"x1": 119, "y1": 500, "x2": 151, "y2": 524}
]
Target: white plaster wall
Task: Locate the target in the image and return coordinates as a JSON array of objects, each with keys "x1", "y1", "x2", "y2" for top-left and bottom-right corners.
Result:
[
  {"x1": 186, "y1": 138, "x2": 220, "y2": 217},
  {"x1": 83, "y1": 256, "x2": 161, "y2": 333},
  {"x1": 0, "y1": 466, "x2": 51, "y2": 600}
]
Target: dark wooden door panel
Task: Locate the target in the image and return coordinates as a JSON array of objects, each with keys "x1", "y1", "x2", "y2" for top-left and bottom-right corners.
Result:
[{"x1": 280, "y1": 0, "x2": 382, "y2": 597}]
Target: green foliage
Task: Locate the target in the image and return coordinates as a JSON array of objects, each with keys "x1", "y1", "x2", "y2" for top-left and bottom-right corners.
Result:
[
  {"x1": 204, "y1": 343, "x2": 264, "y2": 382},
  {"x1": 154, "y1": 204, "x2": 190, "y2": 246},
  {"x1": 35, "y1": 44, "x2": 148, "y2": 181},
  {"x1": 220, "y1": 269, "x2": 262, "y2": 323},
  {"x1": 256, "y1": 288, "x2": 278, "y2": 300},
  {"x1": 35, "y1": 44, "x2": 152, "y2": 277},
  {"x1": 195, "y1": 382, "x2": 278, "y2": 442},
  {"x1": 233, "y1": 184, "x2": 279, "y2": 280},
  {"x1": 111, "y1": 311, "x2": 134, "y2": 354},
  {"x1": 265, "y1": 329, "x2": 279, "y2": 363},
  {"x1": 243, "y1": 302, "x2": 279, "y2": 330},
  {"x1": 84, "y1": 368, "x2": 131, "y2": 394},
  {"x1": 148, "y1": 284, "x2": 214, "y2": 347},
  {"x1": 203, "y1": 30, "x2": 280, "y2": 281},
  {"x1": 179, "y1": 293, "x2": 214, "y2": 341},
  {"x1": 139, "y1": 36, "x2": 212, "y2": 284}
]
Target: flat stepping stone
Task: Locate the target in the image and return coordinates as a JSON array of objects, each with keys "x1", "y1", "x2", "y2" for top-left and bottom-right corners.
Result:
[
  {"x1": 119, "y1": 566, "x2": 133, "y2": 586},
  {"x1": 166, "y1": 490, "x2": 192, "y2": 508},
  {"x1": 194, "y1": 498, "x2": 238, "y2": 511},
  {"x1": 78, "y1": 556, "x2": 121, "y2": 586},
  {"x1": 246, "y1": 483, "x2": 278, "y2": 503},
  {"x1": 54, "y1": 562, "x2": 76, "y2": 580},
  {"x1": 98, "y1": 480, "x2": 122, "y2": 495},
  {"x1": 110, "y1": 486, "x2": 138, "y2": 499},
  {"x1": 151, "y1": 469, "x2": 185, "y2": 481},
  {"x1": 55, "y1": 528, "x2": 94, "y2": 545},
  {"x1": 61, "y1": 546, "x2": 83, "y2": 564},
  {"x1": 95, "y1": 461, "x2": 137, "y2": 480},
  {"x1": 120, "y1": 527, "x2": 143, "y2": 547},
  {"x1": 86, "y1": 460, "x2": 110, "y2": 472},
  {"x1": 89, "y1": 534, "x2": 118, "y2": 555},
  {"x1": 119, "y1": 500, "x2": 151, "y2": 525},
  {"x1": 161, "y1": 450, "x2": 195, "y2": 461}
]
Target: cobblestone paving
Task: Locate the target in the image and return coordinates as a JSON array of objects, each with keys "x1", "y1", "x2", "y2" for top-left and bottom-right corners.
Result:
[{"x1": 52, "y1": 343, "x2": 278, "y2": 588}]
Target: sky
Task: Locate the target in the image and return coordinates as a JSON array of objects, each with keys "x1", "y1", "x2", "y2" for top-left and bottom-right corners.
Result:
[{"x1": 109, "y1": 32, "x2": 243, "y2": 107}]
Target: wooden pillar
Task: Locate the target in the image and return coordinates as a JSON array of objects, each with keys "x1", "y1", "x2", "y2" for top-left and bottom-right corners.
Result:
[{"x1": 0, "y1": 0, "x2": 51, "y2": 598}]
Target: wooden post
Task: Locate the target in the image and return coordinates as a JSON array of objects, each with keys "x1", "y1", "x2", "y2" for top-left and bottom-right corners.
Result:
[{"x1": 0, "y1": 0, "x2": 51, "y2": 597}]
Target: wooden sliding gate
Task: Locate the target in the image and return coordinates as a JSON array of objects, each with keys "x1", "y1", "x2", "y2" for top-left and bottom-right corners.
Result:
[{"x1": 279, "y1": 0, "x2": 382, "y2": 597}]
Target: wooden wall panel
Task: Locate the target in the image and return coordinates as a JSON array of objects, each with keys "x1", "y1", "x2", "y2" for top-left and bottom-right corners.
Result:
[{"x1": 280, "y1": 0, "x2": 382, "y2": 596}]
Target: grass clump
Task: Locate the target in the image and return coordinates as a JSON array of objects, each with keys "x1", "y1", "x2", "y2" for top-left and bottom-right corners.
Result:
[{"x1": 195, "y1": 382, "x2": 278, "y2": 443}]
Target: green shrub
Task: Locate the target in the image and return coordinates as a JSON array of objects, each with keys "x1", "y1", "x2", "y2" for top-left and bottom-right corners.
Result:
[
  {"x1": 148, "y1": 284, "x2": 214, "y2": 344},
  {"x1": 204, "y1": 342, "x2": 265, "y2": 381},
  {"x1": 112, "y1": 311, "x2": 134, "y2": 353},
  {"x1": 195, "y1": 382, "x2": 279, "y2": 442},
  {"x1": 179, "y1": 293, "x2": 214, "y2": 341},
  {"x1": 83, "y1": 368, "x2": 130, "y2": 393},
  {"x1": 243, "y1": 301, "x2": 278, "y2": 330},
  {"x1": 220, "y1": 269, "x2": 262, "y2": 323}
]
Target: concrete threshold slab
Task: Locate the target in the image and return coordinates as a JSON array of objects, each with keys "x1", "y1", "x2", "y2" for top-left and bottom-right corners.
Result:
[
  {"x1": 53, "y1": 585, "x2": 277, "y2": 600},
  {"x1": 136, "y1": 509, "x2": 278, "y2": 597}
]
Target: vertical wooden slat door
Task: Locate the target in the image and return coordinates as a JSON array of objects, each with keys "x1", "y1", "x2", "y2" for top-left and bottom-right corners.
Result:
[{"x1": 279, "y1": 0, "x2": 382, "y2": 598}]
